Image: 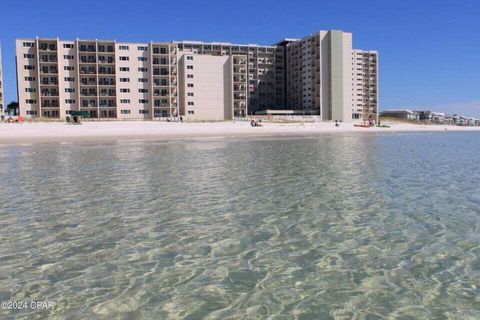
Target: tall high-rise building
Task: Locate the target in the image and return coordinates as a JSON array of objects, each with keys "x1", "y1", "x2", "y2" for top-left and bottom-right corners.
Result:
[
  {"x1": 351, "y1": 49, "x2": 378, "y2": 122},
  {"x1": 0, "y1": 45, "x2": 4, "y2": 117},
  {"x1": 15, "y1": 30, "x2": 378, "y2": 122}
]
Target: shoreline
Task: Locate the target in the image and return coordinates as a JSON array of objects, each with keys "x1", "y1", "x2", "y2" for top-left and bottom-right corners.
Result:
[{"x1": 1, "y1": 121, "x2": 479, "y2": 145}]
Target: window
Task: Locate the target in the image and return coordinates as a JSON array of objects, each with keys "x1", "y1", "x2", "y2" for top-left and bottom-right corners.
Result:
[
  {"x1": 65, "y1": 99, "x2": 75, "y2": 104},
  {"x1": 120, "y1": 78, "x2": 130, "y2": 82},
  {"x1": 23, "y1": 42, "x2": 34, "y2": 47},
  {"x1": 65, "y1": 88, "x2": 75, "y2": 93},
  {"x1": 120, "y1": 109, "x2": 131, "y2": 114},
  {"x1": 64, "y1": 77, "x2": 75, "y2": 82},
  {"x1": 187, "y1": 102, "x2": 194, "y2": 106},
  {"x1": 138, "y1": 46, "x2": 147, "y2": 51},
  {"x1": 187, "y1": 83, "x2": 194, "y2": 87},
  {"x1": 139, "y1": 99, "x2": 148, "y2": 104},
  {"x1": 119, "y1": 45, "x2": 129, "y2": 50},
  {"x1": 25, "y1": 77, "x2": 35, "y2": 81},
  {"x1": 24, "y1": 65, "x2": 35, "y2": 70},
  {"x1": 119, "y1": 67, "x2": 130, "y2": 72},
  {"x1": 138, "y1": 57, "x2": 147, "y2": 62},
  {"x1": 24, "y1": 54, "x2": 35, "y2": 59},
  {"x1": 138, "y1": 78, "x2": 148, "y2": 83},
  {"x1": 63, "y1": 43, "x2": 74, "y2": 48},
  {"x1": 120, "y1": 99, "x2": 130, "y2": 104},
  {"x1": 64, "y1": 66, "x2": 74, "y2": 71},
  {"x1": 25, "y1": 88, "x2": 36, "y2": 93},
  {"x1": 139, "y1": 109, "x2": 148, "y2": 114},
  {"x1": 187, "y1": 75, "x2": 193, "y2": 78},
  {"x1": 64, "y1": 55, "x2": 74, "y2": 60},
  {"x1": 26, "y1": 110, "x2": 37, "y2": 115},
  {"x1": 139, "y1": 89, "x2": 148, "y2": 93},
  {"x1": 26, "y1": 99, "x2": 36, "y2": 104},
  {"x1": 138, "y1": 67, "x2": 147, "y2": 72},
  {"x1": 187, "y1": 56, "x2": 193, "y2": 60},
  {"x1": 187, "y1": 92, "x2": 194, "y2": 96},
  {"x1": 120, "y1": 88, "x2": 130, "y2": 93},
  {"x1": 188, "y1": 110, "x2": 194, "y2": 114},
  {"x1": 187, "y1": 65, "x2": 194, "y2": 69},
  {"x1": 119, "y1": 56, "x2": 129, "y2": 61}
]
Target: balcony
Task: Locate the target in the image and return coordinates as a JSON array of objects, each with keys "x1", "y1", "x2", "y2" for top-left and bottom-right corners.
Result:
[
  {"x1": 80, "y1": 68, "x2": 97, "y2": 75},
  {"x1": 98, "y1": 69, "x2": 115, "y2": 75},
  {"x1": 99, "y1": 99, "x2": 116, "y2": 108},
  {"x1": 40, "y1": 68, "x2": 58, "y2": 75},
  {"x1": 41, "y1": 90, "x2": 59, "y2": 97},
  {"x1": 153, "y1": 91, "x2": 170, "y2": 97},
  {"x1": 80, "y1": 89, "x2": 97, "y2": 96},
  {"x1": 39, "y1": 55, "x2": 58, "y2": 63},
  {"x1": 80, "y1": 79, "x2": 97, "y2": 86},
  {"x1": 79, "y1": 55, "x2": 97, "y2": 64},
  {"x1": 234, "y1": 85, "x2": 246, "y2": 91},
  {"x1": 38, "y1": 44, "x2": 57, "y2": 52},
  {"x1": 81, "y1": 100, "x2": 98, "y2": 108},
  {"x1": 98, "y1": 78, "x2": 116, "y2": 86},
  {"x1": 234, "y1": 93, "x2": 246, "y2": 100},
  {"x1": 41, "y1": 79, "x2": 58, "y2": 86},
  {"x1": 99, "y1": 90, "x2": 116, "y2": 97},
  {"x1": 41, "y1": 102, "x2": 59, "y2": 108},
  {"x1": 97, "y1": 45, "x2": 115, "y2": 53},
  {"x1": 79, "y1": 44, "x2": 96, "y2": 52},
  {"x1": 98, "y1": 56, "x2": 115, "y2": 64}
]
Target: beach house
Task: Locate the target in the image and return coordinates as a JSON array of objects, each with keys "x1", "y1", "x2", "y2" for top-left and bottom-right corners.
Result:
[{"x1": 380, "y1": 109, "x2": 419, "y2": 121}]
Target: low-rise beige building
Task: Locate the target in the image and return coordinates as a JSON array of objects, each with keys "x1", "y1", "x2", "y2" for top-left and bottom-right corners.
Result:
[{"x1": 15, "y1": 30, "x2": 378, "y2": 122}]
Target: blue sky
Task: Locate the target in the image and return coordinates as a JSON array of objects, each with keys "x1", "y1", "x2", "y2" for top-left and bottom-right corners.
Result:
[{"x1": 1, "y1": 0, "x2": 480, "y2": 115}]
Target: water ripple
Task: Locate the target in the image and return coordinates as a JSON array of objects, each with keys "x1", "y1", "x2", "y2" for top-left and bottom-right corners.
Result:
[{"x1": 1, "y1": 132, "x2": 480, "y2": 319}]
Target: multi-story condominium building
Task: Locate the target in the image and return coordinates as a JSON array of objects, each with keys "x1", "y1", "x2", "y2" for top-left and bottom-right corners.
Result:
[
  {"x1": 0, "y1": 45, "x2": 4, "y2": 117},
  {"x1": 15, "y1": 30, "x2": 378, "y2": 122},
  {"x1": 175, "y1": 41, "x2": 281, "y2": 116},
  {"x1": 278, "y1": 31, "x2": 378, "y2": 122},
  {"x1": 352, "y1": 49, "x2": 378, "y2": 121},
  {"x1": 16, "y1": 39, "x2": 178, "y2": 119},
  {"x1": 281, "y1": 31, "x2": 354, "y2": 121}
]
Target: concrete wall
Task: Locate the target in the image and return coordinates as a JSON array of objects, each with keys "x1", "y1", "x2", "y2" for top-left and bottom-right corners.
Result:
[
  {"x1": 319, "y1": 31, "x2": 330, "y2": 120},
  {"x1": 178, "y1": 54, "x2": 231, "y2": 121},
  {"x1": 115, "y1": 42, "x2": 150, "y2": 120},
  {"x1": 223, "y1": 57, "x2": 233, "y2": 120},
  {"x1": 330, "y1": 30, "x2": 352, "y2": 122},
  {"x1": 58, "y1": 40, "x2": 76, "y2": 118},
  {"x1": 16, "y1": 39, "x2": 39, "y2": 117}
]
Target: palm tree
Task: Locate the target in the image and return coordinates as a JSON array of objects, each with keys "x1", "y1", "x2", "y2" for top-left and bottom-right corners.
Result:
[{"x1": 5, "y1": 102, "x2": 19, "y2": 116}]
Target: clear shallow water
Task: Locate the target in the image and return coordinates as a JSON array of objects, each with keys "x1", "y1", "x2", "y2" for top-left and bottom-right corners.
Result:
[{"x1": 1, "y1": 132, "x2": 480, "y2": 319}]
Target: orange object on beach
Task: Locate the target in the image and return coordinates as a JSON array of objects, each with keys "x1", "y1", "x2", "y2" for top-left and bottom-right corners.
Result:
[{"x1": 17, "y1": 115, "x2": 24, "y2": 123}]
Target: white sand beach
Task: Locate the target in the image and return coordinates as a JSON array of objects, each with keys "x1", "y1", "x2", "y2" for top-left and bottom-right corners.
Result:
[{"x1": 0, "y1": 120, "x2": 479, "y2": 144}]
